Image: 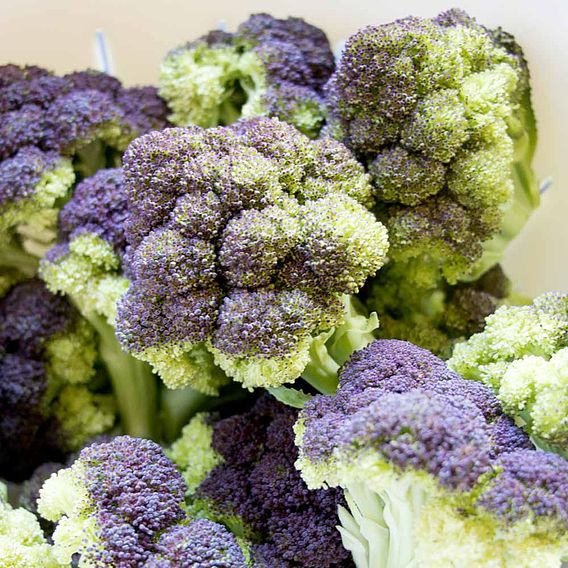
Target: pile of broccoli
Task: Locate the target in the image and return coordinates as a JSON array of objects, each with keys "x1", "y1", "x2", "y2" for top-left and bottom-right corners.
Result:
[{"x1": 1, "y1": 6, "x2": 567, "y2": 568}]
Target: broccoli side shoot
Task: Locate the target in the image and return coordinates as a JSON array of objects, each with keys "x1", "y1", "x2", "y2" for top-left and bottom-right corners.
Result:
[
  {"x1": 362, "y1": 262, "x2": 511, "y2": 358},
  {"x1": 0, "y1": 279, "x2": 115, "y2": 481},
  {"x1": 160, "y1": 14, "x2": 335, "y2": 137},
  {"x1": 449, "y1": 292, "x2": 568, "y2": 457},
  {"x1": 294, "y1": 339, "x2": 568, "y2": 567},
  {"x1": 324, "y1": 9, "x2": 539, "y2": 284},
  {"x1": 116, "y1": 118, "x2": 388, "y2": 393},
  {"x1": 170, "y1": 396, "x2": 353, "y2": 567}
]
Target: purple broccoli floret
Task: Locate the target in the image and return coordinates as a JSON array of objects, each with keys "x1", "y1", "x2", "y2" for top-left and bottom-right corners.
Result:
[
  {"x1": 37, "y1": 436, "x2": 188, "y2": 566},
  {"x1": 294, "y1": 339, "x2": 567, "y2": 565},
  {"x1": 160, "y1": 13, "x2": 334, "y2": 136},
  {"x1": 181, "y1": 396, "x2": 353, "y2": 567},
  {"x1": 477, "y1": 450, "x2": 568, "y2": 526},
  {"x1": 0, "y1": 279, "x2": 114, "y2": 480},
  {"x1": 147, "y1": 520, "x2": 248, "y2": 567}
]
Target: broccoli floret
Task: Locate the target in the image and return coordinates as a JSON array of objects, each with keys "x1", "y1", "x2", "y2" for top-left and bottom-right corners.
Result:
[
  {"x1": 0, "y1": 65, "x2": 169, "y2": 265},
  {"x1": 116, "y1": 118, "x2": 388, "y2": 393},
  {"x1": 146, "y1": 520, "x2": 249, "y2": 567},
  {"x1": 0, "y1": 279, "x2": 115, "y2": 481},
  {"x1": 362, "y1": 262, "x2": 511, "y2": 357},
  {"x1": 0, "y1": 486, "x2": 61, "y2": 567},
  {"x1": 170, "y1": 396, "x2": 353, "y2": 567},
  {"x1": 449, "y1": 292, "x2": 568, "y2": 457},
  {"x1": 159, "y1": 14, "x2": 334, "y2": 137},
  {"x1": 325, "y1": 9, "x2": 539, "y2": 284},
  {"x1": 295, "y1": 339, "x2": 567, "y2": 567},
  {"x1": 37, "y1": 436, "x2": 188, "y2": 566}
]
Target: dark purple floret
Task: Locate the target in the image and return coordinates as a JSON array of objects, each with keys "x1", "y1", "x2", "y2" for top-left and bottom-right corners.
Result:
[
  {"x1": 0, "y1": 146, "x2": 64, "y2": 207},
  {"x1": 147, "y1": 520, "x2": 247, "y2": 567},
  {"x1": 197, "y1": 396, "x2": 354, "y2": 568},
  {"x1": 115, "y1": 86, "x2": 169, "y2": 138},
  {"x1": 0, "y1": 64, "x2": 50, "y2": 89},
  {"x1": 0, "y1": 75, "x2": 69, "y2": 113},
  {"x1": 58, "y1": 168, "x2": 128, "y2": 254},
  {"x1": 0, "y1": 279, "x2": 72, "y2": 357},
  {"x1": 0, "y1": 104, "x2": 46, "y2": 159},
  {"x1": 236, "y1": 13, "x2": 335, "y2": 90},
  {"x1": 63, "y1": 69, "x2": 123, "y2": 96},
  {"x1": 42, "y1": 89, "x2": 123, "y2": 152},
  {"x1": 489, "y1": 415, "x2": 535, "y2": 458},
  {"x1": 477, "y1": 450, "x2": 568, "y2": 526},
  {"x1": 77, "y1": 436, "x2": 187, "y2": 566},
  {"x1": 0, "y1": 280, "x2": 86, "y2": 480}
]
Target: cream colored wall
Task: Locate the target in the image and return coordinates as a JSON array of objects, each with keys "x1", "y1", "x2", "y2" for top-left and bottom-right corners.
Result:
[{"x1": 2, "y1": 0, "x2": 566, "y2": 296}]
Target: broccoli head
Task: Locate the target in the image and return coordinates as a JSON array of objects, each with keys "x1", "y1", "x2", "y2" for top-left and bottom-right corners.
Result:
[
  {"x1": 294, "y1": 339, "x2": 568, "y2": 566},
  {"x1": 0, "y1": 65, "x2": 168, "y2": 265},
  {"x1": 325, "y1": 9, "x2": 539, "y2": 284},
  {"x1": 169, "y1": 396, "x2": 353, "y2": 567},
  {"x1": 0, "y1": 279, "x2": 115, "y2": 480},
  {"x1": 449, "y1": 292, "x2": 568, "y2": 457},
  {"x1": 160, "y1": 14, "x2": 335, "y2": 137},
  {"x1": 116, "y1": 118, "x2": 388, "y2": 392}
]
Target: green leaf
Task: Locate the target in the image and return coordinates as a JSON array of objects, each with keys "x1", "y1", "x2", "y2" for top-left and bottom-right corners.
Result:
[{"x1": 267, "y1": 386, "x2": 313, "y2": 409}]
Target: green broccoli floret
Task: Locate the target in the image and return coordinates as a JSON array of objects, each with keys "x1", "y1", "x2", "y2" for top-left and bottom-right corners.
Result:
[
  {"x1": 325, "y1": 9, "x2": 539, "y2": 285},
  {"x1": 116, "y1": 118, "x2": 388, "y2": 394},
  {"x1": 449, "y1": 293, "x2": 568, "y2": 457},
  {"x1": 0, "y1": 484, "x2": 61, "y2": 567},
  {"x1": 160, "y1": 14, "x2": 335, "y2": 137}
]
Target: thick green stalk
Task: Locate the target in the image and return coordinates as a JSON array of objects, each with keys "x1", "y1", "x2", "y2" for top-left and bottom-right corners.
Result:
[
  {"x1": 0, "y1": 239, "x2": 39, "y2": 276},
  {"x1": 160, "y1": 387, "x2": 210, "y2": 443},
  {"x1": 86, "y1": 312, "x2": 159, "y2": 440}
]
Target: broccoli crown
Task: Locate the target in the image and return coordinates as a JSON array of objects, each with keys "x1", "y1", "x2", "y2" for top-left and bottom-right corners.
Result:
[
  {"x1": 449, "y1": 292, "x2": 568, "y2": 454},
  {"x1": 37, "y1": 436, "x2": 188, "y2": 566},
  {"x1": 159, "y1": 13, "x2": 334, "y2": 137},
  {"x1": 115, "y1": 118, "x2": 388, "y2": 391},
  {"x1": 0, "y1": 488, "x2": 61, "y2": 567},
  {"x1": 0, "y1": 66, "x2": 168, "y2": 158},
  {"x1": 325, "y1": 9, "x2": 538, "y2": 283},
  {"x1": 295, "y1": 339, "x2": 567, "y2": 566},
  {"x1": 0, "y1": 279, "x2": 115, "y2": 480},
  {"x1": 40, "y1": 168, "x2": 130, "y2": 322},
  {"x1": 362, "y1": 262, "x2": 511, "y2": 357},
  {"x1": 0, "y1": 65, "x2": 168, "y2": 257},
  {"x1": 146, "y1": 520, "x2": 248, "y2": 567},
  {"x1": 171, "y1": 396, "x2": 353, "y2": 567}
]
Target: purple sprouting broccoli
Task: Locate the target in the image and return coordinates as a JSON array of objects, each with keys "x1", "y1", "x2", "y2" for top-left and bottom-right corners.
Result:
[
  {"x1": 146, "y1": 520, "x2": 248, "y2": 567},
  {"x1": 0, "y1": 279, "x2": 115, "y2": 480},
  {"x1": 0, "y1": 65, "x2": 168, "y2": 267},
  {"x1": 169, "y1": 396, "x2": 354, "y2": 567},
  {"x1": 325, "y1": 9, "x2": 539, "y2": 285},
  {"x1": 361, "y1": 262, "x2": 511, "y2": 358},
  {"x1": 37, "y1": 436, "x2": 188, "y2": 566},
  {"x1": 115, "y1": 118, "x2": 388, "y2": 394},
  {"x1": 294, "y1": 339, "x2": 568, "y2": 566},
  {"x1": 160, "y1": 13, "x2": 335, "y2": 137}
]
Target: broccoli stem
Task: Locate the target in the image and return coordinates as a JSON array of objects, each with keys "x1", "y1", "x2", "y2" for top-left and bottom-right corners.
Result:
[
  {"x1": 0, "y1": 239, "x2": 39, "y2": 276},
  {"x1": 86, "y1": 312, "x2": 159, "y2": 440},
  {"x1": 160, "y1": 387, "x2": 210, "y2": 443}
]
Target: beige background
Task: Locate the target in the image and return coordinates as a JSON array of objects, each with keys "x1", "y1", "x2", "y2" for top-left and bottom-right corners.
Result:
[{"x1": 2, "y1": 0, "x2": 566, "y2": 296}]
